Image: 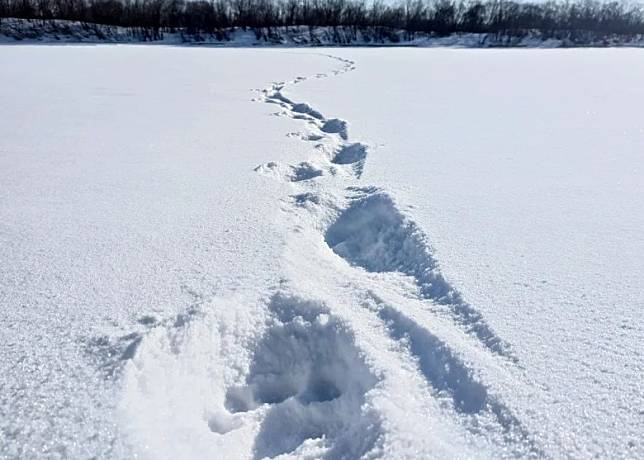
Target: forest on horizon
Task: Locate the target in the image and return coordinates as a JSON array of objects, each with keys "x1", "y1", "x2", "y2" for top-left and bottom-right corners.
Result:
[{"x1": 2, "y1": 0, "x2": 644, "y2": 39}]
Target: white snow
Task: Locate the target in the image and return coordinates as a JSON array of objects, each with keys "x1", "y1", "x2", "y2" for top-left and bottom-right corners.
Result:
[
  {"x1": 285, "y1": 48, "x2": 644, "y2": 458},
  {"x1": 1, "y1": 45, "x2": 643, "y2": 459},
  {"x1": 0, "y1": 45, "x2": 339, "y2": 457}
]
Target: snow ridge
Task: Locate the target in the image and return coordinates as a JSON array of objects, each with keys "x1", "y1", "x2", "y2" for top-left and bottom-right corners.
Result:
[{"x1": 325, "y1": 190, "x2": 511, "y2": 357}]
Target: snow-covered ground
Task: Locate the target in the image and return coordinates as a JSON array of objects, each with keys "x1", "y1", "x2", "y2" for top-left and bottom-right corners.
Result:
[
  {"x1": 0, "y1": 45, "x2": 340, "y2": 457},
  {"x1": 284, "y1": 48, "x2": 644, "y2": 458},
  {"x1": 1, "y1": 46, "x2": 643, "y2": 459}
]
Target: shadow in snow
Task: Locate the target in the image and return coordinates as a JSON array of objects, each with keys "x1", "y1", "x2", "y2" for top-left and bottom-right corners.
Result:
[
  {"x1": 321, "y1": 118, "x2": 348, "y2": 140},
  {"x1": 290, "y1": 162, "x2": 324, "y2": 182},
  {"x1": 331, "y1": 143, "x2": 368, "y2": 178},
  {"x1": 377, "y1": 303, "x2": 539, "y2": 457},
  {"x1": 325, "y1": 189, "x2": 513, "y2": 359},
  {"x1": 224, "y1": 293, "x2": 381, "y2": 459}
]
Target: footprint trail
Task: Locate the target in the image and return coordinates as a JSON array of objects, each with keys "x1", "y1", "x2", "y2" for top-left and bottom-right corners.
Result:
[
  {"x1": 120, "y1": 53, "x2": 545, "y2": 460},
  {"x1": 251, "y1": 52, "x2": 543, "y2": 457}
]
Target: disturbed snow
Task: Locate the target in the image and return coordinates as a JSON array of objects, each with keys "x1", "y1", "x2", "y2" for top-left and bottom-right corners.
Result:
[
  {"x1": 285, "y1": 48, "x2": 644, "y2": 459},
  {"x1": 1, "y1": 46, "x2": 642, "y2": 459}
]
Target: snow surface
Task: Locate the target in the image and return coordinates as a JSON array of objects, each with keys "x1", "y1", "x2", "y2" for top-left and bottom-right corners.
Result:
[
  {"x1": 1, "y1": 45, "x2": 643, "y2": 459},
  {"x1": 0, "y1": 46, "x2": 339, "y2": 457},
  {"x1": 285, "y1": 48, "x2": 644, "y2": 458}
]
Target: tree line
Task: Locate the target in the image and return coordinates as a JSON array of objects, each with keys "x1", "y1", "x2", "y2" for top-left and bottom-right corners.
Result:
[{"x1": 2, "y1": 0, "x2": 644, "y2": 39}]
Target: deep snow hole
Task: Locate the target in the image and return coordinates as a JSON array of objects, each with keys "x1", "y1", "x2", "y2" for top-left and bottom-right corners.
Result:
[{"x1": 222, "y1": 294, "x2": 381, "y2": 459}]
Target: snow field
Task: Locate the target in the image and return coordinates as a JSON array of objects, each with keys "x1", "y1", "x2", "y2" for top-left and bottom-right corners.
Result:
[
  {"x1": 284, "y1": 48, "x2": 644, "y2": 458},
  {"x1": 0, "y1": 46, "x2": 340, "y2": 458},
  {"x1": 2, "y1": 46, "x2": 642, "y2": 459},
  {"x1": 121, "y1": 53, "x2": 542, "y2": 459}
]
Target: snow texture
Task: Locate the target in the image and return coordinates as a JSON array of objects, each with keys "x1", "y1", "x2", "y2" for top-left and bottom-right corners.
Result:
[
  {"x1": 287, "y1": 47, "x2": 644, "y2": 459},
  {"x1": 1, "y1": 45, "x2": 643, "y2": 460}
]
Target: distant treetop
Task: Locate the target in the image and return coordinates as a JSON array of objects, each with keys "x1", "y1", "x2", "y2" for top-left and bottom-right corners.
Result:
[{"x1": 2, "y1": 0, "x2": 644, "y2": 40}]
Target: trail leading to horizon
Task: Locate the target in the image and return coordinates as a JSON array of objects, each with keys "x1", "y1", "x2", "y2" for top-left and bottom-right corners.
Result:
[
  {"x1": 121, "y1": 53, "x2": 547, "y2": 459},
  {"x1": 3, "y1": 46, "x2": 643, "y2": 459}
]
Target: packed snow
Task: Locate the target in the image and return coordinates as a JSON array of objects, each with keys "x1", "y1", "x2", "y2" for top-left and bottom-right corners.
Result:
[{"x1": 1, "y1": 45, "x2": 642, "y2": 459}]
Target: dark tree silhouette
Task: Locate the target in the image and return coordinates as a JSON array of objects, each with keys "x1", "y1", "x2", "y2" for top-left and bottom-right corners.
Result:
[{"x1": 2, "y1": 0, "x2": 644, "y2": 41}]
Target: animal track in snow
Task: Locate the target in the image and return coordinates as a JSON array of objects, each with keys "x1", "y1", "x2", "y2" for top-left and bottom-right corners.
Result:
[
  {"x1": 257, "y1": 53, "x2": 513, "y2": 361},
  {"x1": 248, "y1": 53, "x2": 529, "y2": 455},
  {"x1": 331, "y1": 142, "x2": 368, "y2": 177},
  {"x1": 287, "y1": 131, "x2": 324, "y2": 141},
  {"x1": 256, "y1": 56, "x2": 366, "y2": 181},
  {"x1": 122, "y1": 55, "x2": 533, "y2": 460},
  {"x1": 290, "y1": 102, "x2": 324, "y2": 120},
  {"x1": 321, "y1": 118, "x2": 348, "y2": 139},
  {"x1": 266, "y1": 91, "x2": 324, "y2": 120},
  {"x1": 325, "y1": 189, "x2": 513, "y2": 359},
  {"x1": 290, "y1": 162, "x2": 324, "y2": 182},
  {"x1": 331, "y1": 142, "x2": 368, "y2": 164},
  {"x1": 224, "y1": 294, "x2": 381, "y2": 459}
]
